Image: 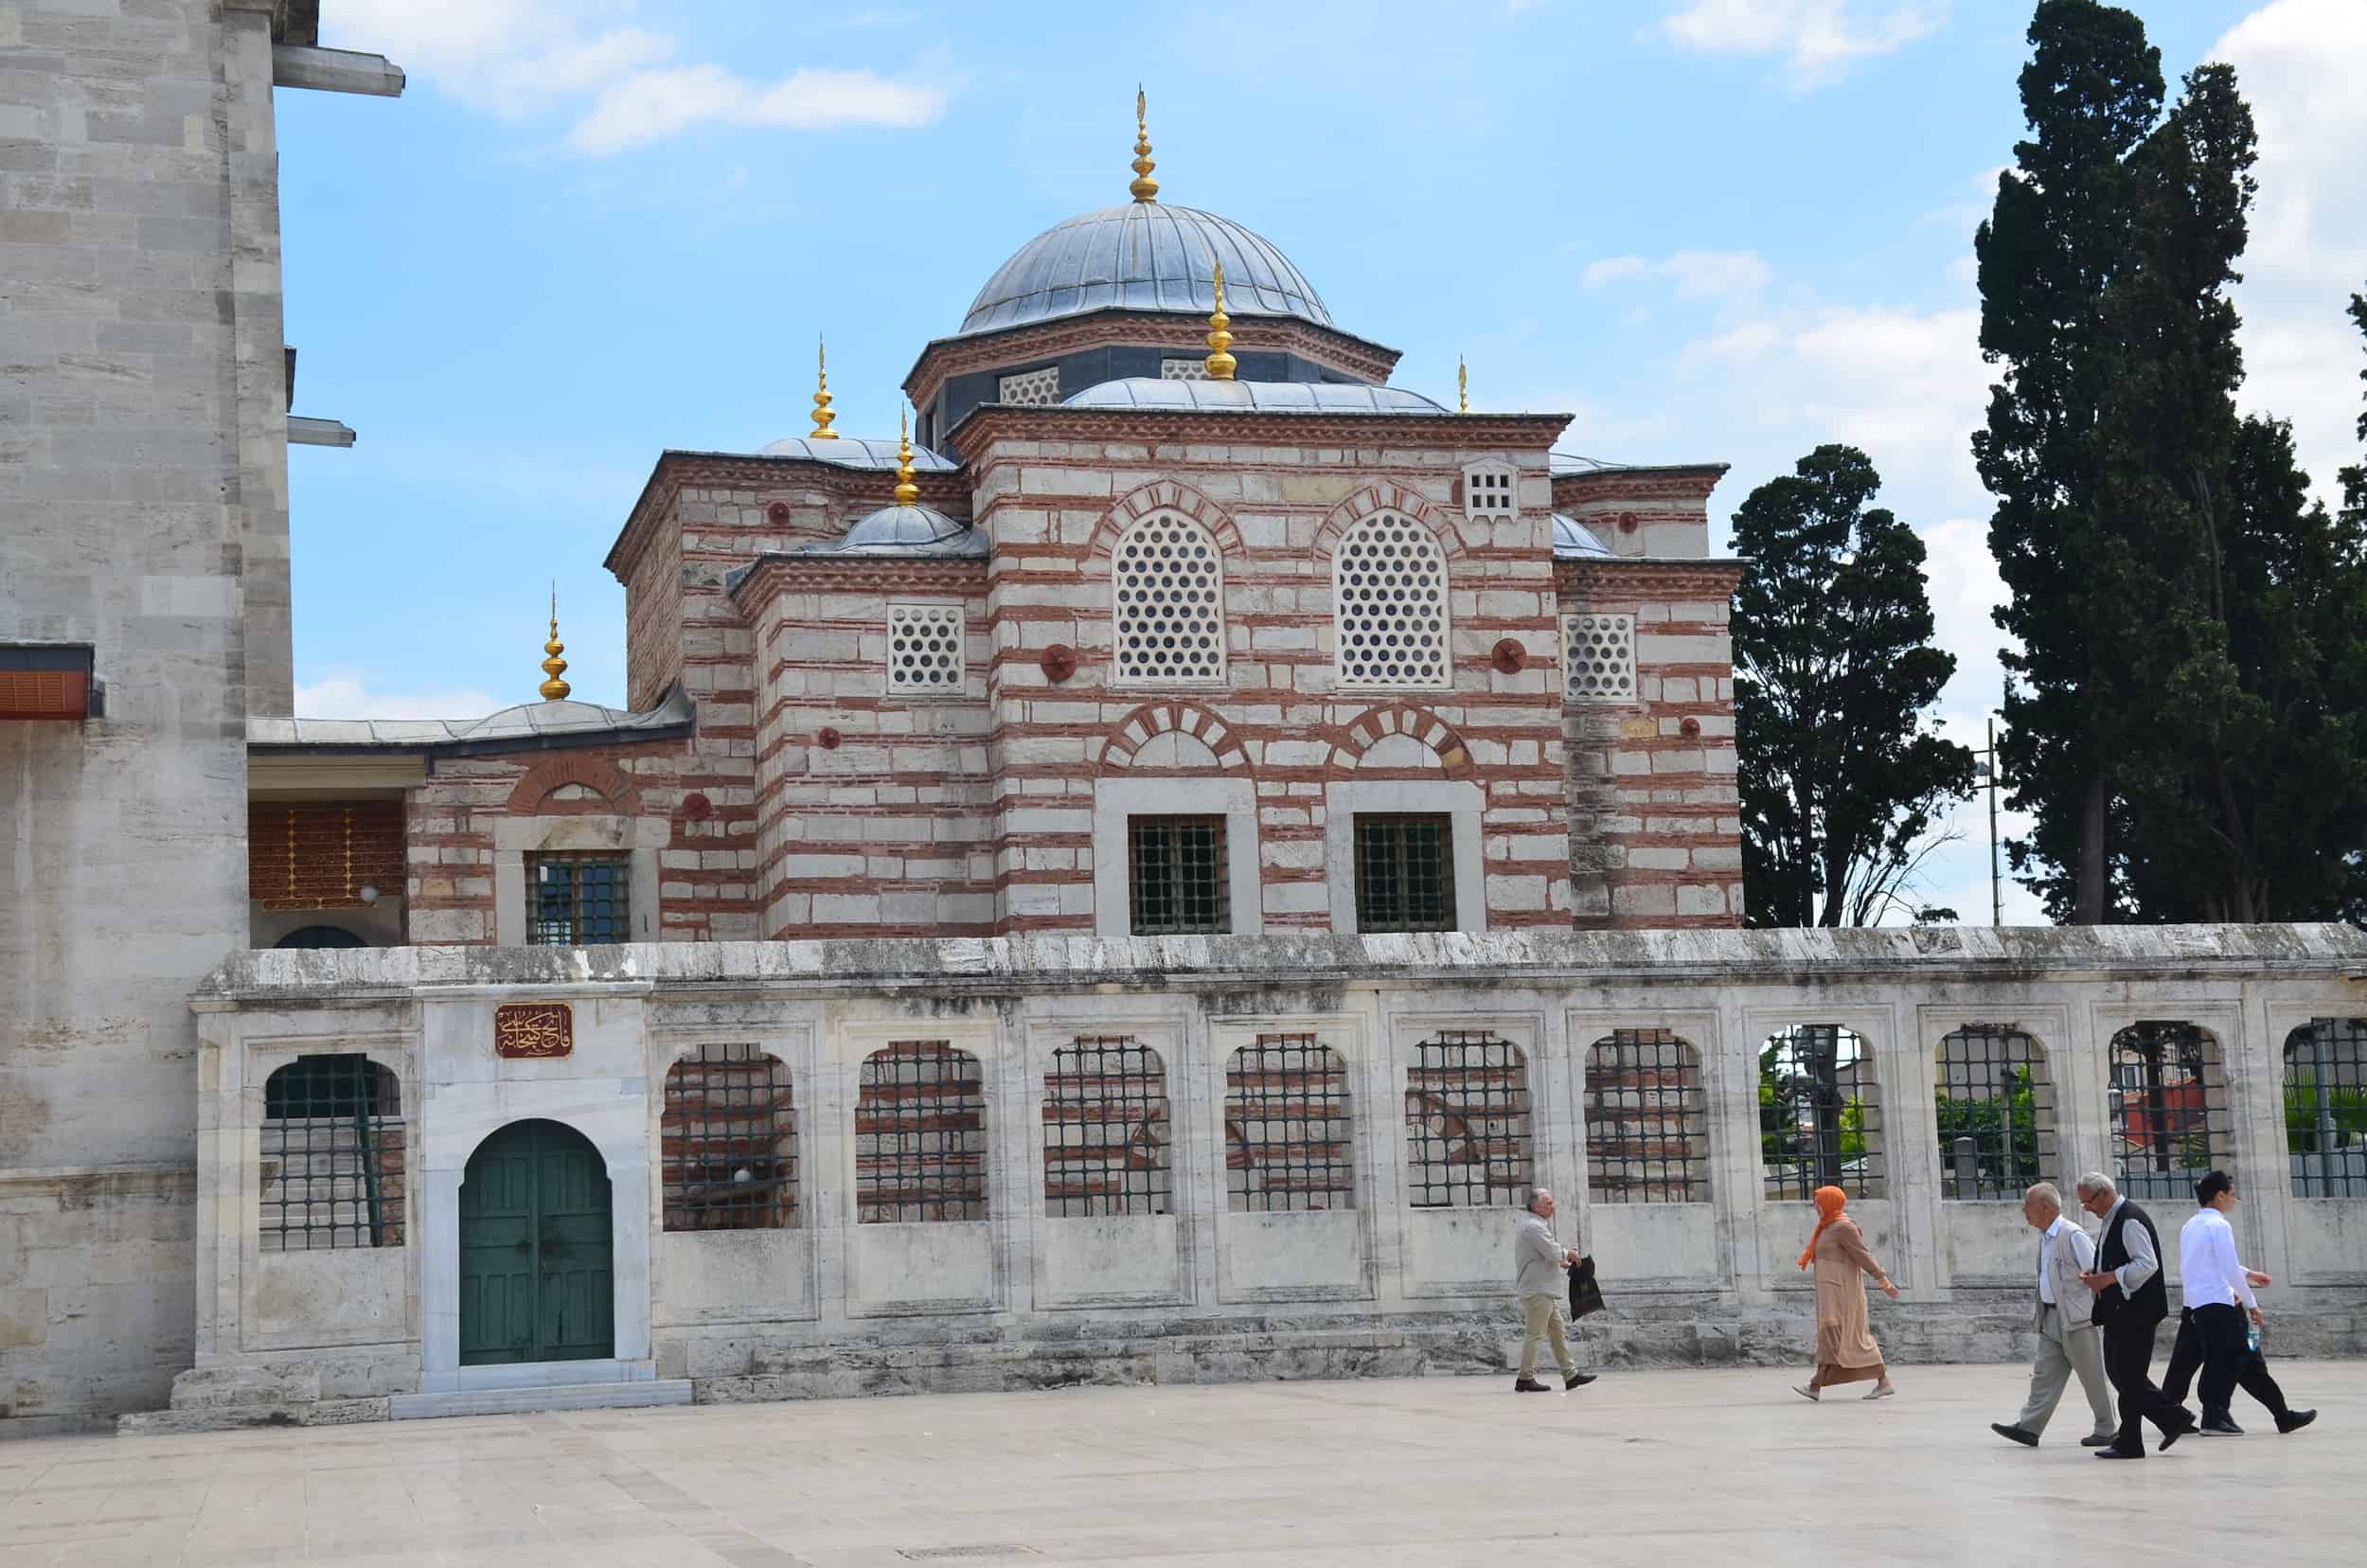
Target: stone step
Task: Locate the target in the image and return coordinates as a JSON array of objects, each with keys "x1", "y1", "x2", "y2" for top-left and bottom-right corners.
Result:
[{"x1": 387, "y1": 1381, "x2": 693, "y2": 1420}]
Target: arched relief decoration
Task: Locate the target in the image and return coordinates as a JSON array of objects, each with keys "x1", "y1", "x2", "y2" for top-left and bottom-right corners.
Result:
[
  {"x1": 1324, "y1": 705, "x2": 1475, "y2": 778},
  {"x1": 1312, "y1": 483, "x2": 1467, "y2": 561},
  {"x1": 1085, "y1": 478, "x2": 1245, "y2": 565},
  {"x1": 504, "y1": 754, "x2": 642, "y2": 817},
  {"x1": 1096, "y1": 701, "x2": 1254, "y2": 775}
]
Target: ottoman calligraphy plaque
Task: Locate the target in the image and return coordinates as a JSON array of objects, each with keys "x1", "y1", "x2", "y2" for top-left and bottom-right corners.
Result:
[{"x1": 493, "y1": 1003, "x2": 573, "y2": 1060}]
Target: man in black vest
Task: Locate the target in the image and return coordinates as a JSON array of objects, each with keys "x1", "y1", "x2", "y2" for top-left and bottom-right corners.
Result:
[{"x1": 2075, "y1": 1172, "x2": 2198, "y2": 1458}]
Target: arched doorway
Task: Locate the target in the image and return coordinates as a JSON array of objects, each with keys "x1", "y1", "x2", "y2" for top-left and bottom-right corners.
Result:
[{"x1": 458, "y1": 1119, "x2": 614, "y2": 1365}]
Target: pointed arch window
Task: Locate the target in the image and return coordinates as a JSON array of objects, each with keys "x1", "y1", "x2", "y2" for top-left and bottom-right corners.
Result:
[
  {"x1": 1335, "y1": 513, "x2": 1450, "y2": 688},
  {"x1": 1112, "y1": 514, "x2": 1226, "y2": 686}
]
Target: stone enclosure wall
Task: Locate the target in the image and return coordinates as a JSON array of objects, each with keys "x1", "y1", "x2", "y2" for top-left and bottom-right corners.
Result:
[{"x1": 159, "y1": 926, "x2": 2367, "y2": 1426}]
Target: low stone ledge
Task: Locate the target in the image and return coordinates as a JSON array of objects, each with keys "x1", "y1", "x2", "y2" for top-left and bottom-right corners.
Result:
[{"x1": 117, "y1": 1397, "x2": 388, "y2": 1437}]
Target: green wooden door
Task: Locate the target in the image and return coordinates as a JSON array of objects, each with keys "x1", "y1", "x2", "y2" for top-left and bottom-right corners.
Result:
[{"x1": 458, "y1": 1120, "x2": 614, "y2": 1365}]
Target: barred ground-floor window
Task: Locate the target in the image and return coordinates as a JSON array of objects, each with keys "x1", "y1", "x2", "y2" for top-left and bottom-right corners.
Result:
[
  {"x1": 1586, "y1": 1029, "x2": 1711, "y2": 1203},
  {"x1": 1403, "y1": 1032, "x2": 1531, "y2": 1207},
  {"x1": 661, "y1": 1045, "x2": 796, "y2": 1231},
  {"x1": 1044, "y1": 1037, "x2": 1171, "y2": 1217},
  {"x1": 2109, "y1": 1022, "x2": 2231, "y2": 1202},
  {"x1": 855, "y1": 1042, "x2": 987, "y2": 1222},
  {"x1": 2283, "y1": 1018, "x2": 2367, "y2": 1199},
  {"x1": 261, "y1": 1054, "x2": 405, "y2": 1249},
  {"x1": 1759, "y1": 1025, "x2": 1884, "y2": 1200},
  {"x1": 1933, "y1": 1025, "x2": 2055, "y2": 1199},
  {"x1": 1226, "y1": 1034, "x2": 1355, "y2": 1212}
]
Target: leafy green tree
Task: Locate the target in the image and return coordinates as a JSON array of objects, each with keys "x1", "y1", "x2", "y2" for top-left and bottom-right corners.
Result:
[
  {"x1": 1733, "y1": 445, "x2": 1974, "y2": 928},
  {"x1": 2342, "y1": 288, "x2": 2367, "y2": 533},
  {"x1": 1974, "y1": 0, "x2": 2164, "y2": 924}
]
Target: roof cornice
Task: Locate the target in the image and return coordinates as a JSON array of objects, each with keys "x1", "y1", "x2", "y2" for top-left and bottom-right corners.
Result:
[
  {"x1": 728, "y1": 552, "x2": 987, "y2": 609},
  {"x1": 902, "y1": 308, "x2": 1402, "y2": 410},
  {"x1": 603, "y1": 450, "x2": 971, "y2": 582},
  {"x1": 944, "y1": 405, "x2": 1573, "y2": 460}
]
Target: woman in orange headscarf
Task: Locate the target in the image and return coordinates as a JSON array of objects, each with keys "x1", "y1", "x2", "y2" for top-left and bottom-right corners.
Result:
[{"x1": 1793, "y1": 1185, "x2": 1900, "y2": 1401}]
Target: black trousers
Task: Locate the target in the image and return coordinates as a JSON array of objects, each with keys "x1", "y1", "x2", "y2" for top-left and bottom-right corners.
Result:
[
  {"x1": 2100, "y1": 1312, "x2": 2187, "y2": 1451},
  {"x1": 2162, "y1": 1306, "x2": 2288, "y2": 1419}
]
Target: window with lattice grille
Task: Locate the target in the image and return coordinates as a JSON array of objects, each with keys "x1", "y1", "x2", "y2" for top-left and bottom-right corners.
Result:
[
  {"x1": 1405, "y1": 1033, "x2": 1530, "y2": 1207},
  {"x1": 1935, "y1": 1025, "x2": 2055, "y2": 1200},
  {"x1": 2285, "y1": 1019, "x2": 2367, "y2": 1198},
  {"x1": 1563, "y1": 614, "x2": 1636, "y2": 701},
  {"x1": 1159, "y1": 358, "x2": 1210, "y2": 381},
  {"x1": 2109, "y1": 1022, "x2": 2231, "y2": 1202},
  {"x1": 1759, "y1": 1025, "x2": 1884, "y2": 1200},
  {"x1": 1127, "y1": 814, "x2": 1228, "y2": 935},
  {"x1": 261, "y1": 1055, "x2": 404, "y2": 1250},
  {"x1": 855, "y1": 1042, "x2": 987, "y2": 1222},
  {"x1": 662, "y1": 1045, "x2": 795, "y2": 1231},
  {"x1": 1112, "y1": 516, "x2": 1226, "y2": 686},
  {"x1": 1585, "y1": 1029, "x2": 1711, "y2": 1203},
  {"x1": 527, "y1": 852, "x2": 629, "y2": 945},
  {"x1": 1335, "y1": 514, "x2": 1450, "y2": 688},
  {"x1": 998, "y1": 365, "x2": 1060, "y2": 405},
  {"x1": 1353, "y1": 813, "x2": 1456, "y2": 932},
  {"x1": 1225, "y1": 1034, "x2": 1355, "y2": 1212},
  {"x1": 886, "y1": 604, "x2": 964, "y2": 693},
  {"x1": 1463, "y1": 464, "x2": 1517, "y2": 520},
  {"x1": 1043, "y1": 1037, "x2": 1170, "y2": 1216}
]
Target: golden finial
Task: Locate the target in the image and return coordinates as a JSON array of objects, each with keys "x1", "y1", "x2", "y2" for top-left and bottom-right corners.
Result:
[
  {"x1": 810, "y1": 333, "x2": 838, "y2": 440},
  {"x1": 892, "y1": 405, "x2": 919, "y2": 506},
  {"x1": 539, "y1": 586, "x2": 571, "y2": 702},
  {"x1": 1458, "y1": 355, "x2": 1469, "y2": 415},
  {"x1": 1129, "y1": 86, "x2": 1159, "y2": 203},
  {"x1": 1204, "y1": 258, "x2": 1236, "y2": 380}
]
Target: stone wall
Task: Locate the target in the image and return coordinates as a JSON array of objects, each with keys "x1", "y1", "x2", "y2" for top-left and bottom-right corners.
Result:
[{"x1": 158, "y1": 925, "x2": 2367, "y2": 1424}]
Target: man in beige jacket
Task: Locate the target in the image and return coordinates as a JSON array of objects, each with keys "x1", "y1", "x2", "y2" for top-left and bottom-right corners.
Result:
[
  {"x1": 1990, "y1": 1181, "x2": 2117, "y2": 1447},
  {"x1": 1511, "y1": 1188, "x2": 1596, "y2": 1394}
]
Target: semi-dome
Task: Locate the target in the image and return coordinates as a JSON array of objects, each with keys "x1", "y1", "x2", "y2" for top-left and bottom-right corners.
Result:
[
  {"x1": 1552, "y1": 513, "x2": 1612, "y2": 559},
  {"x1": 756, "y1": 434, "x2": 959, "y2": 472},
  {"x1": 959, "y1": 204, "x2": 1332, "y2": 336},
  {"x1": 797, "y1": 502, "x2": 987, "y2": 559}
]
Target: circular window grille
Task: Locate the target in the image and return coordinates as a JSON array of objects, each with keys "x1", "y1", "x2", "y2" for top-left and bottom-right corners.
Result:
[
  {"x1": 1335, "y1": 515, "x2": 1450, "y2": 687},
  {"x1": 887, "y1": 605, "x2": 964, "y2": 691},
  {"x1": 1565, "y1": 614, "x2": 1636, "y2": 700},
  {"x1": 1112, "y1": 517, "x2": 1226, "y2": 685}
]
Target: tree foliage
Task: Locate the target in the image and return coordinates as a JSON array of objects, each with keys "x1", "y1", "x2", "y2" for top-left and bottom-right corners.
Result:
[{"x1": 1734, "y1": 445, "x2": 1974, "y2": 927}]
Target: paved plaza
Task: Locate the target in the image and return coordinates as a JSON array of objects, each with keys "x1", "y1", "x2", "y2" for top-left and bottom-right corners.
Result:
[{"x1": 0, "y1": 1363, "x2": 2357, "y2": 1567}]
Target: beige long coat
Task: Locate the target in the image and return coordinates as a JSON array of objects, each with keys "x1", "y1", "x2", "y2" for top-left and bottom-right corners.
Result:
[{"x1": 1811, "y1": 1215, "x2": 1887, "y2": 1370}]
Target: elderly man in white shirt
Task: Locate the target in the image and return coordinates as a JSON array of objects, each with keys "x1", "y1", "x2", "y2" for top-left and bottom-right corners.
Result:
[
  {"x1": 2179, "y1": 1168, "x2": 2264, "y2": 1435},
  {"x1": 1991, "y1": 1181, "x2": 2117, "y2": 1448}
]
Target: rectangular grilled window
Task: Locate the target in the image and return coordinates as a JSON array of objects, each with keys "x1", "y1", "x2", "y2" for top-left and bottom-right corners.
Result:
[
  {"x1": 1405, "y1": 1033, "x2": 1532, "y2": 1208},
  {"x1": 1127, "y1": 815, "x2": 1228, "y2": 935},
  {"x1": 1226, "y1": 1034, "x2": 1356, "y2": 1212},
  {"x1": 662, "y1": 1045, "x2": 796, "y2": 1231},
  {"x1": 526, "y1": 852, "x2": 629, "y2": 945},
  {"x1": 261, "y1": 1054, "x2": 404, "y2": 1250},
  {"x1": 1353, "y1": 813, "x2": 1455, "y2": 932},
  {"x1": 856, "y1": 1042, "x2": 988, "y2": 1223}
]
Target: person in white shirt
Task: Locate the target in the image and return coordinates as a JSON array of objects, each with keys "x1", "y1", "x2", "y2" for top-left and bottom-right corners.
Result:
[
  {"x1": 2177, "y1": 1168, "x2": 2259, "y2": 1435},
  {"x1": 1990, "y1": 1182, "x2": 2116, "y2": 1448}
]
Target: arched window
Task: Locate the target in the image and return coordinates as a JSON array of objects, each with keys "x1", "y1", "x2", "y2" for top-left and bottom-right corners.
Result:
[
  {"x1": 856, "y1": 1042, "x2": 987, "y2": 1222},
  {"x1": 661, "y1": 1045, "x2": 795, "y2": 1231},
  {"x1": 1585, "y1": 1029, "x2": 1711, "y2": 1204},
  {"x1": 1112, "y1": 514, "x2": 1225, "y2": 686},
  {"x1": 1934, "y1": 1025, "x2": 2055, "y2": 1200},
  {"x1": 1759, "y1": 1025, "x2": 1884, "y2": 1200},
  {"x1": 1225, "y1": 1034, "x2": 1354, "y2": 1212},
  {"x1": 1334, "y1": 513, "x2": 1450, "y2": 688},
  {"x1": 1043, "y1": 1037, "x2": 1170, "y2": 1217},
  {"x1": 2285, "y1": 1019, "x2": 2367, "y2": 1198},
  {"x1": 274, "y1": 925, "x2": 366, "y2": 949},
  {"x1": 260, "y1": 1054, "x2": 403, "y2": 1250},
  {"x1": 1404, "y1": 1032, "x2": 1531, "y2": 1208},
  {"x1": 2109, "y1": 1022, "x2": 2230, "y2": 1201}
]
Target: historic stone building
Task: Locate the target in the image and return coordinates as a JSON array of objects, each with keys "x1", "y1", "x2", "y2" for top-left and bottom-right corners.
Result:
[{"x1": 5, "y1": 7, "x2": 2362, "y2": 1435}]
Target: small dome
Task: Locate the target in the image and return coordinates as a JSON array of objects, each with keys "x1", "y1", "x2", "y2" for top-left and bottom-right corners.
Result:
[
  {"x1": 1061, "y1": 378, "x2": 1448, "y2": 415},
  {"x1": 1552, "y1": 512, "x2": 1612, "y2": 559},
  {"x1": 756, "y1": 434, "x2": 959, "y2": 471},
  {"x1": 798, "y1": 503, "x2": 988, "y2": 559},
  {"x1": 960, "y1": 204, "x2": 1332, "y2": 336}
]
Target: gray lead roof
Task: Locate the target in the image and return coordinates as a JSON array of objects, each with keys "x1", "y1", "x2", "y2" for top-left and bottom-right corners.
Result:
[
  {"x1": 1060, "y1": 378, "x2": 1450, "y2": 414},
  {"x1": 960, "y1": 203, "x2": 1333, "y2": 335},
  {"x1": 755, "y1": 435, "x2": 960, "y2": 470}
]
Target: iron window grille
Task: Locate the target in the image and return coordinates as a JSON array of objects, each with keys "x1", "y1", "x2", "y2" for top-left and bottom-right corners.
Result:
[
  {"x1": 1404, "y1": 1032, "x2": 1532, "y2": 1208},
  {"x1": 1128, "y1": 814, "x2": 1229, "y2": 935},
  {"x1": 1354, "y1": 813, "x2": 1456, "y2": 933},
  {"x1": 1759, "y1": 1025, "x2": 1885, "y2": 1200},
  {"x1": 2108, "y1": 1022, "x2": 2232, "y2": 1202},
  {"x1": 1933, "y1": 1025, "x2": 2055, "y2": 1200},
  {"x1": 260, "y1": 1054, "x2": 404, "y2": 1250},
  {"x1": 856, "y1": 1042, "x2": 988, "y2": 1223},
  {"x1": 1226, "y1": 1034, "x2": 1355, "y2": 1212},
  {"x1": 2285, "y1": 1019, "x2": 2367, "y2": 1198},
  {"x1": 1043, "y1": 1037, "x2": 1171, "y2": 1217},
  {"x1": 526, "y1": 851, "x2": 629, "y2": 945},
  {"x1": 662, "y1": 1045, "x2": 796, "y2": 1231},
  {"x1": 1584, "y1": 1029, "x2": 1713, "y2": 1204}
]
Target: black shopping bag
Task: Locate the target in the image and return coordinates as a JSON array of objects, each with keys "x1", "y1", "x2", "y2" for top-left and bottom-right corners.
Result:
[{"x1": 1569, "y1": 1254, "x2": 1606, "y2": 1319}]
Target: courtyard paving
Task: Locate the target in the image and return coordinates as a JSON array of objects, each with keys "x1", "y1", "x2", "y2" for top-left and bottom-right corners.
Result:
[{"x1": 0, "y1": 1363, "x2": 2357, "y2": 1567}]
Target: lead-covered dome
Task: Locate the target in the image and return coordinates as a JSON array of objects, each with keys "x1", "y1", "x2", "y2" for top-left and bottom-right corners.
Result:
[{"x1": 959, "y1": 204, "x2": 1332, "y2": 336}]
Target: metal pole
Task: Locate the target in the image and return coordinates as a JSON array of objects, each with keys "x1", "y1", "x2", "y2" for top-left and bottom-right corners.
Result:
[{"x1": 1988, "y1": 716, "x2": 2002, "y2": 927}]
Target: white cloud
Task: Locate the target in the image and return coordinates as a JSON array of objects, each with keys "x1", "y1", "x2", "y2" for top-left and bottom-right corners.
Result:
[
  {"x1": 324, "y1": 1, "x2": 947, "y2": 154},
  {"x1": 1661, "y1": 0, "x2": 1947, "y2": 82},
  {"x1": 1582, "y1": 248, "x2": 1772, "y2": 301},
  {"x1": 294, "y1": 675, "x2": 501, "y2": 722}
]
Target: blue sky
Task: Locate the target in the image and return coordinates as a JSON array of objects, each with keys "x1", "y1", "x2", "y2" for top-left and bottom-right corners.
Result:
[{"x1": 285, "y1": 0, "x2": 2367, "y2": 926}]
